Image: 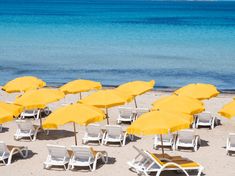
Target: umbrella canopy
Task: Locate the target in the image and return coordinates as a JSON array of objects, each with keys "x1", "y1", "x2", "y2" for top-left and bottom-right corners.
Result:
[
  {"x1": 152, "y1": 95, "x2": 205, "y2": 115},
  {"x1": 127, "y1": 110, "x2": 192, "y2": 136},
  {"x1": 43, "y1": 103, "x2": 105, "y2": 145},
  {"x1": 79, "y1": 89, "x2": 133, "y2": 108},
  {"x1": 218, "y1": 100, "x2": 235, "y2": 119},
  {"x1": 14, "y1": 88, "x2": 65, "y2": 110},
  {"x1": 43, "y1": 103, "x2": 105, "y2": 129},
  {"x1": 0, "y1": 102, "x2": 23, "y2": 124},
  {"x1": 0, "y1": 108, "x2": 13, "y2": 124},
  {"x1": 116, "y1": 80, "x2": 155, "y2": 97},
  {"x1": 115, "y1": 80, "x2": 155, "y2": 108},
  {"x1": 2, "y1": 76, "x2": 46, "y2": 93},
  {"x1": 127, "y1": 110, "x2": 192, "y2": 156},
  {"x1": 0, "y1": 102, "x2": 23, "y2": 117},
  {"x1": 60, "y1": 79, "x2": 102, "y2": 94},
  {"x1": 174, "y1": 83, "x2": 220, "y2": 100}
]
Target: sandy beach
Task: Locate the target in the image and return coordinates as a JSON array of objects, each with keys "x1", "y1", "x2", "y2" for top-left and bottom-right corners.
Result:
[{"x1": 0, "y1": 88, "x2": 235, "y2": 176}]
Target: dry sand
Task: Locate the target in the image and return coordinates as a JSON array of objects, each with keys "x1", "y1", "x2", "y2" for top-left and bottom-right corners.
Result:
[{"x1": 0, "y1": 89, "x2": 235, "y2": 176}]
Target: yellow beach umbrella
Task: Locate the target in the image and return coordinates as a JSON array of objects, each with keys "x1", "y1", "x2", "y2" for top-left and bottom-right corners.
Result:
[
  {"x1": 79, "y1": 89, "x2": 133, "y2": 124},
  {"x1": 174, "y1": 83, "x2": 219, "y2": 100},
  {"x1": 152, "y1": 95, "x2": 205, "y2": 115},
  {"x1": 116, "y1": 80, "x2": 155, "y2": 107},
  {"x1": 218, "y1": 100, "x2": 235, "y2": 119},
  {"x1": 0, "y1": 102, "x2": 23, "y2": 117},
  {"x1": 0, "y1": 109, "x2": 13, "y2": 125},
  {"x1": 14, "y1": 88, "x2": 65, "y2": 126},
  {"x1": 43, "y1": 103, "x2": 105, "y2": 145},
  {"x1": 0, "y1": 102, "x2": 23, "y2": 127},
  {"x1": 60, "y1": 79, "x2": 102, "y2": 99},
  {"x1": 127, "y1": 110, "x2": 192, "y2": 155},
  {"x1": 14, "y1": 88, "x2": 65, "y2": 110},
  {"x1": 2, "y1": 76, "x2": 46, "y2": 93}
]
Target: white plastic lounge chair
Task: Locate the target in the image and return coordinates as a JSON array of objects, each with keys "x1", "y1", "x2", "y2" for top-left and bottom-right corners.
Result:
[
  {"x1": 102, "y1": 125, "x2": 127, "y2": 146},
  {"x1": 153, "y1": 134, "x2": 175, "y2": 150},
  {"x1": 175, "y1": 130, "x2": 200, "y2": 152},
  {"x1": 43, "y1": 144, "x2": 70, "y2": 170},
  {"x1": 82, "y1": 124, "x2": 103, "y2": 144},
  {"x1": 117, "y1": 107, "x2": 135, "y2": 124},
  {"x1": 128, "y1": 149, "x2": 203, "y2": 176},
  {"x1": 68, "y1": 145, "x2": 108, "y2": 171},
  {"x1": 226, "y1": 133, "x2": 235, "y2": 156},
  {"x1": 195, "y1": 112, "x2": 216, "y2": 129},
  {"x1": 14, "y1": 119, "x2": 40, "y2": 141},
  {"x1": 20, "y1": 109, "x2": 40, "y2": 120},
  {"x1": 0, "y1": 141, "x2": 28, "y2": 165}
]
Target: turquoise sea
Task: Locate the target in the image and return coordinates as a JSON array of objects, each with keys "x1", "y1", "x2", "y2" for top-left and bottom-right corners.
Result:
[{"x1": 1, "y1": 0, "x2": 235, "y2": 90}]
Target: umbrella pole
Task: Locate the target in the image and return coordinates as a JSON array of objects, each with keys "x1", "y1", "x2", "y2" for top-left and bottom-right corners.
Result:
[
  {"x1": 73, "y1": 122, "x2": 78, "y2": 145},
  {"x1": 105, "y1": 108, "x2": 109, "y2": 125},
  {"x1": 134, "y1": 97, "x2": 138, "y2": 108},
  {"x1": 160, "y1": 134, "x2": 165, "y2": 157},
  {"x1": 79, "y1": 92, "x2": 82, "y2": 100},
  {"x1": 39, "y1": 109, "x2": 42, "y2": 128}
]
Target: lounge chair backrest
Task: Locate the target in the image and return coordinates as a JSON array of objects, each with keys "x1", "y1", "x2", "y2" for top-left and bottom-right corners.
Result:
[
  {"x1": 86, "y1": 124, "x2": 101, "y2": 137},
  {"x1": 229, "y1": 134, "x2": 235, "y2": 147},
  {"x1": 25, "y1": 109, "x2": 37, "y2": 114},
  {"x1": 197, "y1": 112, "x2": 212, "y2": 122},
  {"x1": 144, "y1": 151, "x2": 162, "y2": 169},
  {"x1": 119, "y1": 108, "x2": 133, "y2": 117},
  {"x1": 158, "y1": 134, "x2": 173, "y2": 141},
  {"x1": 16, "y1": 120, "x2": 33, "y2": 131},
  {"x1": 0, "y1": 141, "x2": 9, "y2": 156},
  {"x1": 106, "y1": 125, "x2": 123, "y2": 137},
  {"x1": 47, "y1": 144, "x2": 68, "y2": 160},
  {"x1": 71, "y1": 145, "x2": 94, "y2": 161},
  {"x1": 178, "y1": 130, "x2": 195, "y2": 143}
]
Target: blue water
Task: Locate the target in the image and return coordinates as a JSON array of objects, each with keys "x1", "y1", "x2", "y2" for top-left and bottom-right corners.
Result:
[{"x1": 1, "y1": 0, "x2": 235, "y2": 90}]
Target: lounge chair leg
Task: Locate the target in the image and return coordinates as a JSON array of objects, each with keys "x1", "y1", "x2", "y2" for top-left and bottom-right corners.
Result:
[{"x1": 63, "y1": 164, "x2": 67, "y2": 170}]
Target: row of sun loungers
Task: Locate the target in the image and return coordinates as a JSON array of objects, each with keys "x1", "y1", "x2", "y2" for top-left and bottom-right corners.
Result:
[
  {"x1": 11, "y1": 120, "x2": 235, "y2": 155},
  {"x1": 1, "y1": 140, "x2": 204, "y2": 176},
  {"x1": 44, "y1": 145, "x2": 108, "y2": 171},
  {"x1": 13, "y1": 120, "x2": 128, "y2": 146},
  {"x1": 154, "y1": 130, "x2": 200, "y2": 152}
]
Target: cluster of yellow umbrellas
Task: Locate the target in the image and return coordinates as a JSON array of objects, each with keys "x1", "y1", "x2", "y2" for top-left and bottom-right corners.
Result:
[
  {"x1": 127, "y1": 83, "x2": 219, "y2": 155},
  {"x1": 1, "y1": 76, "x2": 222, "y2": 149}
]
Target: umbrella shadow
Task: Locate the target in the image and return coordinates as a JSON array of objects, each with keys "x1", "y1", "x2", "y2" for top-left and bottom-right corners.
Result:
[
  {"x1": 125, "y1": 135, "x2": 141, "y2": 145},
  {"x1": 0, "y1": 127, "x2": 9, "y2": 133},
  {"x1": 0, "y1": 150, "x2": 37, "y2": 166},
  {"x1": 37, "y1": 130, "x2": 76, "y2": 140},
  {"x1": 65, "y1": 156, "x2": 116, "y2": 172},
  {"x1": 215, "y1": 119, "x2": 222, "y2": 126},
  {"x1": 200, "y1": 139, "x2": 209, "y2": 147}
]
